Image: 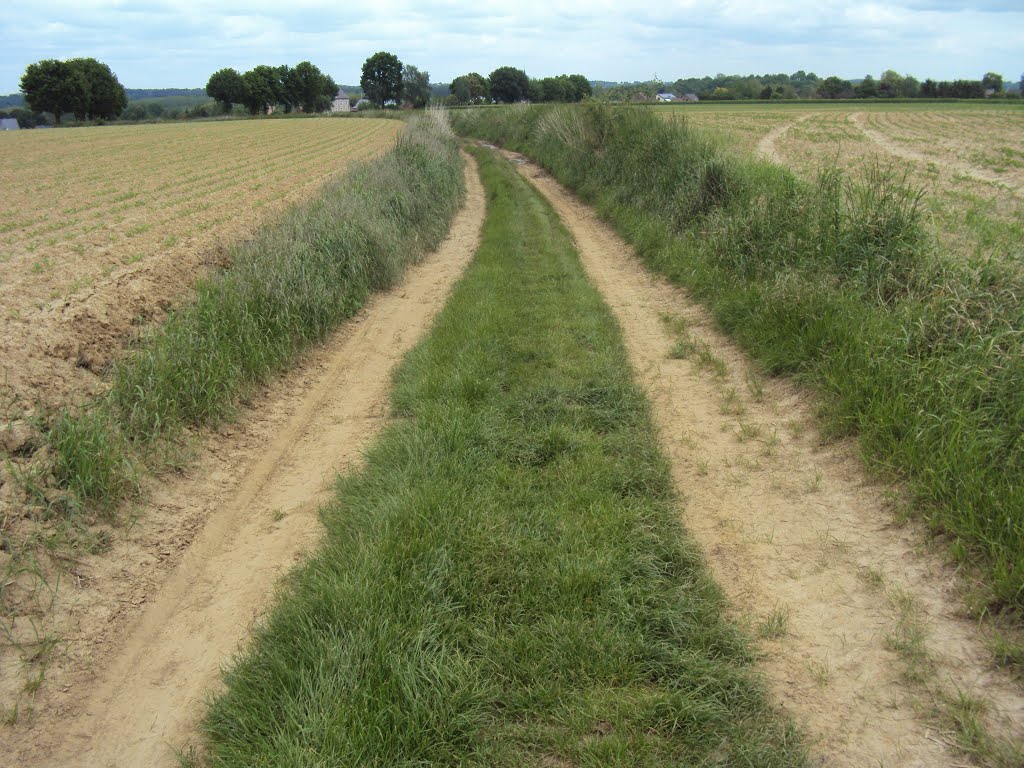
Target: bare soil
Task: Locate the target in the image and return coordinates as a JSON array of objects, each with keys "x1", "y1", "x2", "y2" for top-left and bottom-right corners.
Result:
[
  {"x1": 504, "y1": 149, "x2": 1024, "y2": 767},
  {"x1": 0, "y1": 119, "x2": 402, "y2": 413},
  {"x1": 1, "y1": 153, "x2": 485, "y2": 768}
]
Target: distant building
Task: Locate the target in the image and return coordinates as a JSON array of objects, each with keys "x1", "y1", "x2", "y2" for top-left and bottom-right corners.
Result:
[
  {"x1": 331, "y1": 89, "x2": 351, "y2": 113},
  {"x1": 655, "y1": 93, "x2": 677, "y2": 102},
  {"x1": 680, "y1": 93, "x2": 700, "y2": 102},
  {"x1": 0, "y1": 118, "x2": 19, "y2": 130}
]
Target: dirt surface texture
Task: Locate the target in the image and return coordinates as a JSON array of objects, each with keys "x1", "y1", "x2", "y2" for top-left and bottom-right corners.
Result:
[
  {"x1": 3, "y1": 152, "x2": 485, "y2": 768},
  {"x1": 0, "y1": 118, "x2": 402, "y2": 413},
  {"x1": 503, "y1": 147, "x2": 1024, "y2": 767}
]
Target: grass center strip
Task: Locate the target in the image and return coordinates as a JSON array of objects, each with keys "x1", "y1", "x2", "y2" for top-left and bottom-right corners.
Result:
[{"x1": 199, "y1": 146, "x2": 803, "y2": 766}]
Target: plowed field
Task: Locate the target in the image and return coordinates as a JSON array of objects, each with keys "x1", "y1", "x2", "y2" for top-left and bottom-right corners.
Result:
[{"x1": 0, "y1": 117, "x2": 402, "y2": 410}]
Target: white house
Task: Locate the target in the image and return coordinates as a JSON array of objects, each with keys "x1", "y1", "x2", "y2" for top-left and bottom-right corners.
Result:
[
  {"x1": 655, "y1": 93, "x2": 677, "y2": 102},
  {"x1": 331, "y1": 88, "x2": 351, "y2": 113}
]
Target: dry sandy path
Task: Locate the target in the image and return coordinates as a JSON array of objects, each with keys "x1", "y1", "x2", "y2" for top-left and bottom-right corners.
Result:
[
  {"x1": 504, "y1": 149, "x2": 1024, "y2": 767},
  {"x1": 4, "y1": 153, "x2": 485, "y2": 768},
  {"x1": 848, "y1": 112, "x2": 1022, "y2": 197}
]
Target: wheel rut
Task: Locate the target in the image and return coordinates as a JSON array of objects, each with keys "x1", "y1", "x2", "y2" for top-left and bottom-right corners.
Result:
[
  {"x1": 5, "y1": 152, "x2": 486, "y2": 768},
  {"x1": 499, "y1": 147, "x2": 1024, "y2": 767}
]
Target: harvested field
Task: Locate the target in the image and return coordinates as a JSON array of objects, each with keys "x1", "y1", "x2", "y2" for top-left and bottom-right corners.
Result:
[
  {"x1": 0, "y1": 117, "x2": 402, "y2": 411},
  {"x1": 672, "y1": 102, "x2": 1024, "y2": 263}
]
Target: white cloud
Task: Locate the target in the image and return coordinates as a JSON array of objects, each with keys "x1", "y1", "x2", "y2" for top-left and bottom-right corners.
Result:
[{"x1": 1, "y1": 1, "x2": 1021, "y2": 91}]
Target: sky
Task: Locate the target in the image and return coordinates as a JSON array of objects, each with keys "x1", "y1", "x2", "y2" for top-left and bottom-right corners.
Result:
[{"x1": 1, "y1": 1, "x2": 1021, "y2": 93}]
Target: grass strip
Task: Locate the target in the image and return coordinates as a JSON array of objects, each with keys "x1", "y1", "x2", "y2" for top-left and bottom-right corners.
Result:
[
  {"x1": 40, "y1": 111, "x2": 464, "y2": 514},
  {"x1": 199, "y1": 146, "x2": 804, "y2": 766},
  {"x1": 454, "y1": 105, "x2": 1024, "y2": 614}
]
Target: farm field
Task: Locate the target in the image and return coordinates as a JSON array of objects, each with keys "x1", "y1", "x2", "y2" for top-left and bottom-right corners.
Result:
[
  {"x1": 672, "y1": 102, "x2": 1024, "y2": 262},
  {"x1": 0, "y1": 117, "x2": 402, "y2": 410}
]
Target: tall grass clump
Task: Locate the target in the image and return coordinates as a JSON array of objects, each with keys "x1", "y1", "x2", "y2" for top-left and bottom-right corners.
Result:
[
  {"x1": 455, "y1": 105, "x2": 1024, "y2": 612},
  {"x1": 201, "y1": 146, "x2": 804, "y2": 767},
  {"x1": 45, "y1": 113, "x2": 464, "y2": 511}
]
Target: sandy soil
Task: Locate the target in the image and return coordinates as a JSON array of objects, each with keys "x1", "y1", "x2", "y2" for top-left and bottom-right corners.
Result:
[
  {"x1": 504, "y1": 148, "x2": 1024, "y2": 767},
  {"x1": 0, "y1": 119, "x2": 401, "y2": 413},
  {"x1": 1, "y1": 153, "x2": 485, "y2": 768}
]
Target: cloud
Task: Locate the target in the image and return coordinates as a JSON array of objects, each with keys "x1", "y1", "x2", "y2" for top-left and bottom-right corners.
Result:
[{"x1": 1, "y1": 1, "x2": 1021, "y2": 92}]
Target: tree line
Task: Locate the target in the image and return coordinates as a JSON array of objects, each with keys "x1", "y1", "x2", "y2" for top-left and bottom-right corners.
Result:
[
  {"x1": 205, "y1": 62, "x2": 337, "y2": 115},
  {"x1": 443, "y1": 68, "x2": 591, "y2": 105},
  {"x1": 600, "y1": 69, "x2": 1018, "y2": 102}
]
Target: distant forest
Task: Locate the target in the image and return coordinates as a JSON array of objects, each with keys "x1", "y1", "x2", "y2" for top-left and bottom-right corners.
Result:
[{"x1": 0, "y1": 88, "x2": 205, "y2": 108}]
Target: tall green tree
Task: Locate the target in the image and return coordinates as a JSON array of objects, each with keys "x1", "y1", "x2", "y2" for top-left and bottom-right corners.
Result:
[
  {"x1": 360, "y1": 51, "x2": 402, "y2": 108},
  {"x1": 68, "y1": 58, "x2": 127, "y2": 119},
  {"x1": 206, "y1": 67, "x2": 247, "y2": 113},
  {"x1": 489, "y1": 66, "x2": 529, "y2": 103},
  {"x1": 817, "y1": 76, "x2": 852, "y2": 99},
  {"x1": 242, "y1": 65, "x2": 282, "y2": 115},
  {"x1": 450, "y1": 72, "x2": 489, "y2": 105},
  {"x1": 284, "y1": 61, "x2": 337, "y2": 113},
  {"x1": 20, "y1": 59, "x2": 89, "y2": 124},
  {"x1": 982, "y1": 72, "x2": 1003, "y2": 93},
  {"x1": 401, "y1": 64, "x2": 431, "y2": 108}
]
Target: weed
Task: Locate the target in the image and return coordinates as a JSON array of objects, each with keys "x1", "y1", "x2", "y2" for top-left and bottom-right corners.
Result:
[
  {"x1": 737, "y1": 422, "x2": 762, "y2": 442},
  {"x1": 805, "y1": 469, "x2": 824, "y2": 493},
  {"x1": 720, "y1": 387, "x2": 746, "y2": 417},
  {"x1": 758, "y1": 604, "x2": 790, "y2": 639},
  {"x1": 745, "y1": 370, "x2": 765, "y2": 402}
]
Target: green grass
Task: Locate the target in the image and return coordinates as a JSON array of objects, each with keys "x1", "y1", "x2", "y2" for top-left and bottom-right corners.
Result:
[
  {"x1": 199, "y1": 146, "x2": 803, "y2": 767},
  {"x1": 37, "y1": 112, "x2": 463, "y2": 515},
  {"x1": 453, "y1": 104, "x2": 1024, "y2": 614}
]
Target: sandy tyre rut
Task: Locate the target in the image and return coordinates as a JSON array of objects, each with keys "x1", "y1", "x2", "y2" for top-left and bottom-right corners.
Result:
[
  {"x1": 499, "y1": 148, "x2": 1024, "y2": 767},
  {"x1": 5, "y1": 153, "x2": 486, "y2": 768}
]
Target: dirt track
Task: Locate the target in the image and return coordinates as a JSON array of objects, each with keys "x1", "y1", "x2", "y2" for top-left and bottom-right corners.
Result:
[
  {"x1": 7, "y1": 144, "x2": 1023, "y2": 767},
  {"x1": 504, "y1": 149, "x2": 1024, "y2": 766},
  {"x1": 4, "y1": 153, "x2": 485, "y2": 768}
]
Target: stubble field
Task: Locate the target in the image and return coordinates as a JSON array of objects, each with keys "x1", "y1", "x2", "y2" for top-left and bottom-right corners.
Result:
[
  {"x1": 0, "y1": 117, "x2": 403, "y2": 410},
  {"x1": 670, "y1": 101, "x2": 1024, "y2": 262}
]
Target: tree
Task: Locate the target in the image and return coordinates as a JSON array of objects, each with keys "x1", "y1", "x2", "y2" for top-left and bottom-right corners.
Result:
[
  {"x1": 241, "y1": 65, "x2": 282, "y2": 115},
  {"x1": 817, "y1": 76, "x2": 852, "y2": 99},
  {"x1": 206, "y1": 67, "x2": 247, "y2": 113},
  {"x1": 401, "y1": 64, "x2": 430, "y2": 108},
  {"x1": 982, "y1": 72, "x2": 1003, "y2": 93},
  {"x1": 879, "y1": 70, "x2": 903, "y2": 98},
  {"x1": 450, "y1": 72, "x2": 489, "y2": 105},
  {"x1": 489, "y1": 66, "x2": 529, "y2": 103},
  {"x1": 565, "y1": 74, "x2": 592, "y2": 101},
  {"x1": 20, "y1": 59, "x2": 89, "y2": 124},
  {"x1": 361, "y1": 51, "x2": 403, "y2": 108},
  {"x1": 284, "y1": 61, "x2": 336, "y2": 113},
  {"x1": 855, "y1": 74, "x2": 878, "y2": 98},
  {"x1": 69, "y1": 58, "x2": 127, "y2": 119}
]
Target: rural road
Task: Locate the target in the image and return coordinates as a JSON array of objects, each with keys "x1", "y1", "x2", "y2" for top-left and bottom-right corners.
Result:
[
  {"x1": 502, "y1": 147, "x2": 1024, "y2": 767},
  {"x1": 6, "y1": 152, "x2": 485, "y2": 768}
]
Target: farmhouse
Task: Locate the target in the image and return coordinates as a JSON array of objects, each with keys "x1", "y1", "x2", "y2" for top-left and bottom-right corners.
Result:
[
  {"x1": 331, "y1": 89, "x2": 351, "y2": 113},
  {"x1": 655, "y1": 93, "x2": 676, "y2": 102},
  {"x1": 0, "y1": 118, "x2": 19, "y2": 130}
]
